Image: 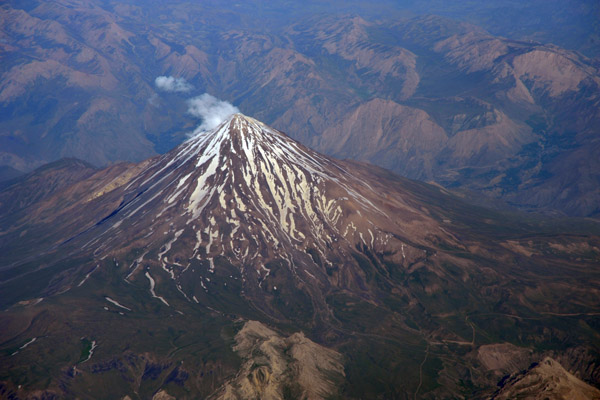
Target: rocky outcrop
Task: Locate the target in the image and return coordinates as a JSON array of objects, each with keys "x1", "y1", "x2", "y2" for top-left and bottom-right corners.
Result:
[
  {"x1": 492, "y1": 357, "x2": 600, "y2": 400},
  {"x1": 212, "y1": 321, "x2": 344, "y2": 400},
  {"x1": 477, "y1": 343, "x2": 534, "y2": 376},
  {"x1": 152, "y1": 390, "x2": 176, "y2": 400}
]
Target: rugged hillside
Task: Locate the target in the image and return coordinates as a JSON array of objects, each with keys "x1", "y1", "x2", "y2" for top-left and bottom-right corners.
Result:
[
  {"x1": 306, "y1": 15, "x2": 600, "y2": 217},
  {"x1": 1, "y1": 114, "x2": 599, "y2": 399},
  {"x1": 0, "y1": 166, "x2": 22, "y2": 186},
  {"x1": 0, "y1": 159, "x2": 95, "y2": 215},
  {"x1": 211, "y1": 320, "x2": 345, "y2": 400},
  {"x1": 492, "y1": 358, "x2": 600, "y2": 400}
]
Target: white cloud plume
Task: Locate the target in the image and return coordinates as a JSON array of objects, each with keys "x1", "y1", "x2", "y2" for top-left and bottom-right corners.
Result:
[
  {"x1": 187, "y1": 93, "x2": 239, "y2": 133},
  {"x1": 155, "y1": 75, "x2": 193, "y2": 92}
]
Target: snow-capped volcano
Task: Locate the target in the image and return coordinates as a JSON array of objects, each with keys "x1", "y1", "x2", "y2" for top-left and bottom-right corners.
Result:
[
  {"x1": 76, "y1": 114, "x2": 398, "y2": 276},
  {"x1": 2, "y1": 113, "x2": 600, "y2": 400},
  {"x1": 150, "y1": 113, "x2": 383, "y2": 249},
  {"x1": 77, "y1": 113, "x2": 435, "y2": 295}
]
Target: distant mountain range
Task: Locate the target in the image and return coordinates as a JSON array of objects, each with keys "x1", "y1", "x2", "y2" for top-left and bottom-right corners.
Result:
[
  {"x1": 1, "y1": 114, "x2": 599, "y2": 399},
  {"x1": 1, "y1": 1, "x2": 600, "y2": 218}
]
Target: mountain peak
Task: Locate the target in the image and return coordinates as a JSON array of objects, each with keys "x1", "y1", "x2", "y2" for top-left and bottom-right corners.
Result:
[
  {"x1": 199, "y1": 112, "x2": 280, "y2": 142},
  {"x1": 76, "y1": 115, "x2": 412, "y2": 294},
  {"x1": 186, "y1": 112, "x2": 289, "y2": 161},
  {"x1": 182, "y1": 112, "x2": 328, "y2": 183},
  {"x1": 228, "y1": 112, "x2": 260, "y2": 126},
  {"x1": 222, "y1": 112, "x2": 262, "y2": 133}
]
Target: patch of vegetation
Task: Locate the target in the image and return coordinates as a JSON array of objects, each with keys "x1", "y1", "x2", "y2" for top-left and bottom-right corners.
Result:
[{"x1": 78, "y1": 338, "x2": 94, "y2": 363}]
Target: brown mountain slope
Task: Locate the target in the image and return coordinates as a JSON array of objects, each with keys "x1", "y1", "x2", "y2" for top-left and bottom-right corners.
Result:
[
  {"x1": 0, "y1": 158, "x2": 96, "y2": 218},
  {"x1": 1, "y1": 114, "x2": 599, "y2": 399},
  {"x1": 492, "y1": 358, "x2": 600, "y2": 400}
]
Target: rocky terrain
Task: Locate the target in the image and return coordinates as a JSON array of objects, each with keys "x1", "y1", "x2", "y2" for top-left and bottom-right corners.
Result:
[
  {"x1": 0, "y1": 114, "x2": 599, "y2": 398},
  {"x1": 492, "y1": 357, "x2": 600, "y2": 400},
  {"x1": 213, "y1": 320, "x2": 344, "y2": 400}
]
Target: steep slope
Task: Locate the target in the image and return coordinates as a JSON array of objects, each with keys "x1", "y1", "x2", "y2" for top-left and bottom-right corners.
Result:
[
  {"x1": 492, "y1": 358, "x2": 600, "y2": 400},
  {"x1": 0, "y1": 158, "x2": 95, "y2": 217},
  {"x1": 1, "y1": 114, "x2": 599, "y2": 399},
  {"x1": 315, "y1": 98, "x2": 448, "y2": 180}
]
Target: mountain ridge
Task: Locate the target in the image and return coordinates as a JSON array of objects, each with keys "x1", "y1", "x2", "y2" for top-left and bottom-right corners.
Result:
[{"x1": 2, "y1": 2, "x2": 599, "y2": 216}]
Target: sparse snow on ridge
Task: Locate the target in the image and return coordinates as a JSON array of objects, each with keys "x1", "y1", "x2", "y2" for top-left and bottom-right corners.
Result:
[
  {"x1": 158, "y1": 229, "x2": 184, "y2": 280},
  {"x1": 125, "y1": 251, "x2": 147, "y2": 281},
  {"x1": 145, "y1": 271, "x2": 170, "y2": 306},
  {"x1": 105, "y1": 297, "x2": 132, "y2": 311},
  {"x1": 11, "y1": 337, "x2": 37, "y2": 356},
  {"x1": 77, "y1": 265, "x2": 99, "y2": 287}
]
